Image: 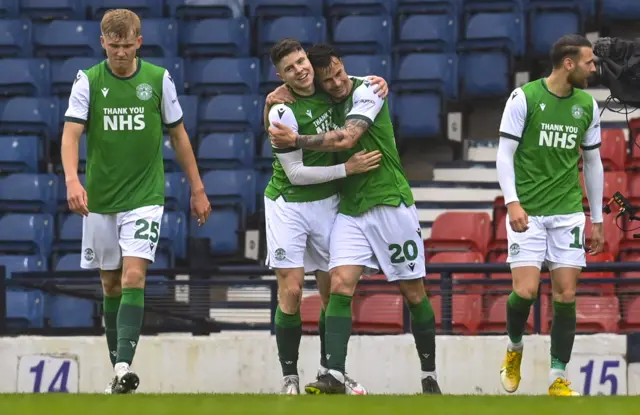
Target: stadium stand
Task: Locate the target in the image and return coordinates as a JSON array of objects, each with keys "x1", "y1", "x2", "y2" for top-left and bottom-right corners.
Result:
[{"x1": 0, "y1": 0, "x2": 639, "y2": 336}]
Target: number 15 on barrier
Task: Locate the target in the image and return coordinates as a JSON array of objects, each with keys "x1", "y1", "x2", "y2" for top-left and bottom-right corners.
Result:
[
  {"x1": 568, "y1": 355, "x2": 627, "y2": 396},
  {"x1": 16, "y1": 355, "x2": 79, "y2": 393}
]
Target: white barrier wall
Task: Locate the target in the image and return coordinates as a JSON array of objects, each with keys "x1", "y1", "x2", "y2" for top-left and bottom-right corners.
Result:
[{"x1": 0, "y1": 333, "x2": 630, "y2": 395}]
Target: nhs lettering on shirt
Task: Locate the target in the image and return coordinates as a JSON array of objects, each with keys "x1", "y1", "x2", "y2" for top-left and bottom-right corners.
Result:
[
  {"x1": 312, "y1": 108, "x2": 336, "y2": 134},
  {"x1": 103, "y1": 107, "x2": 146, "y2": 131},
  {"x1": 538, "y1": 122, "x2": 580, "y2": 150}
]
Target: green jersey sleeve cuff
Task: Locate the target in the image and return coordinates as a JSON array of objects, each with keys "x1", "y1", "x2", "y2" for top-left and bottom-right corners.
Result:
[
  {"x1": 64, "y1": 116, "x2": 86, "y2": 125},
  {"x1": 499, "y1": 131, "x2": 521, "y2": 142},
  {"x1": 272, "y1": 146, "x2": 298, "y2": 154},
  {"x1": 581, "y1": 142, "x2": 601, "y2": 151},
  {"x1": 164, "y1": 116, "x2": 183, "y2": 129},
  {"x1": 346, "y1": 114, "x2": 373, "y2": 126}
]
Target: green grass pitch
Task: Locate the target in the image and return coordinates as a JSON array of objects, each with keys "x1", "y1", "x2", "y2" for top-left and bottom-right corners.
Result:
[{"x1": 1, "y1": 394, "x2": 639, "y2": 415}]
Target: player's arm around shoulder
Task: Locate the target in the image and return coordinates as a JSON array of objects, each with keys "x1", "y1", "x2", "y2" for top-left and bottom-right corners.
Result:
[{"x1": 268, "y1": 103, "x2": 299, "y2": 154}]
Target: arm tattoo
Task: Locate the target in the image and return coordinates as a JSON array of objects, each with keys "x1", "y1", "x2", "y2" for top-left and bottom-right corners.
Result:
[{"x1": 295, "y1": 118, "x2": 371, "y2": 151}]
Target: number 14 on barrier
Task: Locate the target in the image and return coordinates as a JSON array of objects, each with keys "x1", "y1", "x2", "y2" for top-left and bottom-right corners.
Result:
[
  {"x1": 16, "y1": 355, "x2": 79, "y2": 393},
  {"x1": 568, "y1": 356, "x2": 627, "y2": 396}
]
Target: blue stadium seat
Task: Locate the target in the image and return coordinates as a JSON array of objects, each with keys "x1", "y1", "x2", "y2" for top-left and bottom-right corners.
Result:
[
  {"x1": 0, "y1": 173, "x2": 58, "y2": 214},
  {"x1": 164, "y1": 172, "x2": 189, "y2": 212},
  {"x1": 198, "y1": 132, "x2": 255, "y2": 170},
  {"x1": 88, "y1": 0, "x2": 165, "y2": 18},
  {"x1": 179, "y1": 18, "x2": 250, "y2": 57},
  {"x1": 249, "y1": 0, "x2": 324, "y2": 18},
  {"x1": 54, "y1": 253, "x2": 81, "y2": 271},
  {"x1": 173, "y1": 95, "x2": 198, "y2": 138},
  {"x1": 394, "y1": 93, "x2": 441, "y2": 139},
  {"x1": 19, "y1": 0, "x2": 86, "y2": 20},
  {"x1": 332, "y1": 15, "x2": 392, "y2": 55},
  {"x1": 529, "y1": 0, "x2": 594, "y2": 20},
  {"x1": 0, "y1": 97, "x2": 59, "y2": 141},
  {"x1": 463, "y1": 0, "x2": 524, "y2": 14},
  {"x1": 0, "y1": 59, "x2": 50, "y2": 97},
  {"x1": 6, "y1": 289, "x2": 45, "y2": 328},
  {"x1": 137, "y1": 19, "x2": 178, "y2": 58},
  {"x1": 53, "y1": 213, "x2": 82, "y2": 253},
  {"x1": 0, "y1": 0, "x2": 19, "y2": 17},
  {"x1": 190, "y1": 208, "x2": 240, "y2": 255},
  {"x1": 77, "y1": 134, "x2": 87, "y2": 170},
  {"x1": 57, "y1": 174, "x2": 85, "y2": 212},
  {"x1": 0, "y1": 136, "x2": 40, "y2": 173},
  {"x1": 187, "y1": 58, "x2": 260, "y2": 95},
  {"x1": 259, "y1": 136, "x2": 273, "y2": 162},
  {"x1": 341, "y1": 55, "x2": 391, "y2": 80},
  {"x1": 459, "y1": 51, "x2": 510, "y2": 98},
  {"x1": 256, "y1": 170, "x2": 272, "y2": 204},
  {"x1": 0, "y1": 213, "x2": 54, "y2": 257},
  {"x1": 144, "y1": 57, "x2": 185, "y2": 95},
  {"x1": 198, "y1": 95, "x2": 263, "y2": 136},
  {"x1": 33, "y1": 21, "x2": 102, "y2": 59},
  {"x1": 167, "y1": 0, "x2": 243, "y2": 19},
  {"x1": 393, "y1": 53, "x2": 458, "y2": 100},
  {"x1": 202, "y1": 169, "x2": 257, "y2": 215},
  {"x1": 397, "y1": 0, "x2": 459, "y2": 14},
  {"x1": 0, "y1": 19, "x2": 32, "y2": 58},
  {"x1": 51, "y1": 57, "x2": 102, "y2": 96},
  {"x1": 161, "y1": 136, "x2": 180, "y2": 172},
  {"x1": 0, "y1": 254, "x2": 47, "y2": 277},
  {"x1": 602, "y1": 0, "x2": 640, "y2": 19},
  {"x1": 395, "y1": 14, "x2": 458, "y2": 54},
  {"x1": 160, "y1": 211, "x2": 187, "y2": 261},
  {"x1": 260, "y1": 56, "x2": 281, "y2": 94},
  {"x1": 258, "y1": 16, "x2": 327, "y2": 55},
  {"x1": 530, "y1": 12, "x2": 580, "y2": 57},
  {"x1": 462, "y1": 12, "x2": 525, "y2": 57},
  {"x1": 147, "y1": 251, "x2": 170, "y2": 297},
  {"x1": 326, "y1": 0, "x2": 396, "y2": 19},
  {"x1": 47, "y1": 295, "x2": 96, "y2": 328}
]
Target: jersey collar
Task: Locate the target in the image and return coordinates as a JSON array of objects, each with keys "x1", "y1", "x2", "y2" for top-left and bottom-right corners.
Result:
[{"x1": 104, "y1": 57, "x2": 142, "y2": 81}]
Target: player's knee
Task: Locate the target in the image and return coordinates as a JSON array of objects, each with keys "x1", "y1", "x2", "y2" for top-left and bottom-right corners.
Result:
[
  {"x1": 277, "y1": 270, "x2": 303, "y2": 313},
  {"x1": 513, "y1": 285, "x2": 538, "y2": 300},
  {"x1": 329, "y1": 267, "x2": 359, "y2": 296},
  {"x1": 398, "y1": 279, "x2": 426, "y2": 305},
  {"x1": 100, "y1": 270, "x2": 121, "y2": 296},
  {"x1": 122, "y1": 266, "x2": 146, "y2": 288},
  {"x1": 552, "y1": 287, "x2": 576, "y2": 303}
]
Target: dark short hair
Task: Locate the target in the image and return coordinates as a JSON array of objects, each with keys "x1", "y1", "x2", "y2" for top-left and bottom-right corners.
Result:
[
  {"x1": 269, "y1": 38, "x2": 303, "y2": 67},
  {"x1": 550, "y1": 34, "x2": 593, "y2": 68},
  {"x1": 307, "y1": 43, "x2": 341, "y2": 70}
]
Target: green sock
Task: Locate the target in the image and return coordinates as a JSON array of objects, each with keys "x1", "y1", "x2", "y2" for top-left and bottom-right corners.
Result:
[
  {"x1": 325, "y1": 294, "x2": 353, "y2": 374},
  {"x1": 103, "y1": 295, "x2": 121, "y2": 367},
  {"x1": 408, "y1": 297, "x2": 437, "y2": 372},
  {"x1": 275, "y1": 306, "x2": 302, "y2": 377},
  {"x1": 319, "y1": 307, "x2": 327, "y2": 368},
  {"x1": 506, "y1": 291, "x2": 536, "y2": 344},
  {"x1": 116, "y1": 288, "x2": 145, "y2": 366},
  {"x1": 550, "y1": 301, "x2": 576, "y2": 369}
]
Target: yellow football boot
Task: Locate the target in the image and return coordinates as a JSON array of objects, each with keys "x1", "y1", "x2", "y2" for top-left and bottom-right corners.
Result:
[
  {"x1": 500, "y1": 348, "x2": 523, "y2": 393},
  {"x1": 548, "y1": 378, "x2": 581, "y2": 396}
]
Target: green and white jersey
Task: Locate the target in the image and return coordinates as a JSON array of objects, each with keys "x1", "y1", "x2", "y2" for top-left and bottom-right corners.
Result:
[
  {"x1": 499, "y1": 78, "x2": 601, "y2": 216},
  {"x1": 64, "y1": 58, "x2": 183, "y2": 214},
  {"x1": 265, "y1": 89, "x2": 343, "y2": 203},
  {"x1": 333, "y1": 77, "x2": 414, "y2": 217}
]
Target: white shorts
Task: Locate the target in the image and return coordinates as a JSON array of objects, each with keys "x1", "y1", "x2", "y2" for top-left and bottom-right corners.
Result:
[
  {"x1": 329, "y1": 204, "x2": 425, "y2": 282},
  {"x1": 507, "y1": 212, "x2": 586, "y2": 269},
  {"x1": 264, "y1": 195, "x2": 339, "y2": 273},
  {"x1": 81, "y1": 205, "x2": 164, "y2": 270}
]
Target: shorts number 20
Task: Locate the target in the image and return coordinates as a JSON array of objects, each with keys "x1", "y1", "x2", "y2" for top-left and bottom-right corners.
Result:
[{"x1": 389, "y1": 240, "x2": 419, "y2": 264}]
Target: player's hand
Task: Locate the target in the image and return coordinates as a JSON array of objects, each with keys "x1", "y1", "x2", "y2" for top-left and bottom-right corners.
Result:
[
  {"x1": 366, "y1": 76, "x2": 388, "y2": 99},
  {"x1": 345, "y1": 149, "x2": 382, "y2": 175},
  {"x1": 191, "y1": 187, "x2": 211, "y2": 226},
  {"x1": 269, "y1": 122, "x2": 297, "y2": 148},
  {"x1": 66, "y1": 177, "x2": 89, "y2": 216},
  {"x1": 589, "y1": 222, "x2": 604, "y2": 255},
  {"x1": 507, "y1": 202, "x2": 529, "y2": 233},
  {"x1": 266, "y1": 84, "x2": 295, "y2": 106}
]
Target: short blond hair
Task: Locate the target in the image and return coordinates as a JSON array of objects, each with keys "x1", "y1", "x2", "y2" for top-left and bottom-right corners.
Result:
[{"x1": 101, "y1": 9, "x2": 141, "y2": 40}]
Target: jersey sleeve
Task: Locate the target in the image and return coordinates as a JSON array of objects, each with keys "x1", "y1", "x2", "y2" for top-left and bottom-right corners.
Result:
[
  {"x1": 499, "y1": 88, "x2": 527, "y2": 141},
  {"x1": 161, "y1": 69, "x2": 184, "y2": 128},
  {"x1": 345, "y1": 81, "x2": 384, "y2": 125},
  {"x1": 268, "y1": 104, "x2": 298, "y2": 152},
  {"x1": 64, "y1": 71, "x2": 90, "y2": 125},
  {"x1": 581, "y1": 97, "x2": 602, "y2": 150}
]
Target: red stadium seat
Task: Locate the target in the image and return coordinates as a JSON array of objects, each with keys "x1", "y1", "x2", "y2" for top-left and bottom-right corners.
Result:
[
  {"x1": 300, "y1": 294, "x2": 323, "y2": 333},
  {"x1": 599, "y1": 129, "x2": 627, "y2": 171},
  {"x1": 487, "y1": 214, "x2": 508, "y2": 258},
  {"x1": 481, "y1": 294, "x2": 550, "y2": 334},
  {"x1": 581, "y1": 252, "x2": 616, "y2": 296},
  {"x1": 353, "y1": 294, "x2": 404, "y2": 334},
  {"x1": 620, "y1": 295, "x2": 640, "y2": 332},
  {"x1": 580, "y1": 171, "x2": 628, "y2": 203},
  {"x1": 430, "y1": 294, "x2": 482, "y2": 335},
  {"x1": 425, "y1": 212, "x2": 492, "y2": 257},
  {"x1": 356, "y1": 273, "x2": 398, "y2": 294},
  {"x1": 426, "y1": 251, "x2": 485, "y2": 289},
  {"x1": 493, "y1": 196, "x2": 507, "y2": 238},
  {"x1": 575, "y1": 296, "x2": 620, "y2": 333},
  {"x1": 616, "y1": 252, "x2": 640, "y2": 298}
]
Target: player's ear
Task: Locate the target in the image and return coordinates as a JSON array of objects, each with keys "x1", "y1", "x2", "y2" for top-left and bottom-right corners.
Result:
[
  {"x1": 100, "y1": 35, "x2": 106, "y2": 50},
  {"x1": 275, "y1": 72, "x2": 284, "y2": 82},
  {"x1": 136, "y1": 35, "x2": 142, "y2": 50}
]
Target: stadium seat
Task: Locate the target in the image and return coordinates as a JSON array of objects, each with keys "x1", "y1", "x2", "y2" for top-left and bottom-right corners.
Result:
[
  {"x1": 393, "y1": 53, "x2": 458, "y2": 100},
  {"x1": 190, "y1": 208, "x2": 240, "y2": 255},
  {"x1": 249, "y1": 0, "x2": 324, "y2": 18},
  {"x1": 145, "y1": 57, "x2": 185, "y2": 95},
  {"x1": 54, "y1": 253, "x2": 82, "y2": 271},
  {"x1": 598, "y1": 128, "x2": 627, "y2": 171},
  {"x1": 394, "y1": 13, "x2": 458, "y2": 54},
  {"x1": 47, "y1": 294, "x2": 96, "y2": 328},
  {"x1": 198, "y1": 133, "x2": 255, "y2": 170},
  {"x1": 0, "y1": 136, "x2": 40, "y2": 173},
  {"x1": 621, "y1": 296, "x2": 640, "y2": 332},
  {"x1": 147, "y1": 252, "x2": 171, "y2": 297},
  {"x1": 202, "y1": 169, "x2": 257, "y2": 215},
  {"x1": 341, "y1": 55, "x2": 391, "y2": 81},
  {"x1": 486, "y1": 253, "x2": 514, "y2": 297},
  {"x1": 259, "y1": 56, "x2": 281, "y2": 94},
  {"x1": 0, "y1": 97, "x2": 59, "y2": 141},
  {"x1": 580, "y1": 171, "x2": 628, "y2": 202},
  {"x1": 581, "y1": 252, "x2": 616, "y2": 296},
  {"x1": 161, "y1": 136, "x2": 180, "y2": 172},
  {"x1": 463, "y1": 0, "x2": 524, "y2": 14},
  {"x1": 0, "y1": 0, "x2": 19, "y2": 17},
  {"x1": 256, "y1": 137, "x2": 274, "y2": 168},
  {"x1": 160, "y1": 211, "x2": 188, "y2": 261},
  {"x1": 300, "y1": 294, "x2": 323, "y2": 332},
  {"x1": 6, "y1": 289, "x2": 45, "y2": 328},
  {"x1": 0, "y1": 19, "x2": 32, "y2": 58},
  {"x1": 258, "y1": 17, "x2": 326, "y2": 55},
  {"x1": 33, "y1": 21, "x2": 102, "y2": 59},
  {"x1": 326, "y1": 0, "x2": 396, "y2": 19},
  {"x1": 487, "y1": 214, "x2": 507, "y2": 256},
  {"x1": 88, "y1": 0, "x2": 165, "y2": 18},
  {"x1": 179, "y1": 18, "x2": 250, "y2": 57},
  {"x1": 0, "y1": 58, "x2": 50, "y2": 97},
  {"x1": 0, "y1": 173, "x2": 58, "y2": 214},
  {"x1": 429, "y1": 294, "x2": 483, "y2": 334},
  {"x1": 482, "y1": 294, "x2": 551, "y2": 334},
  {"x1": 186, "y1": 58, "x2": 260, "y2": 95},
  {"x1": 164, "y1": 172, "x2": 189, "y2": 212},
  {"x1": 19, "y1": 0, "x2": 85, "y2": 20},
  {"x1": 167, "y1": 0, "x2": 243, "y2": 19},
  {"x1": 53, "y1": 213, "x2": 83, "y2": 254},
  {"x1": 459, "y1": 50, "x2": 510, "y2": 98},
  {"x1": 354, "y1": 294, "x2": 404, "y2": 334},
  {"x1": 198, "y1": 95, "x2": 263, "y2": 136},
  {"x1": 397, "y1": 0, "x2": 459, "y2": 15},
  {"x1": 575, "y1": 296, "x2": 620, "y2": 333},
  {"x1": 175, "y1": 95, "x2": 198, "y2": 138},
  {"x1": 529, "y1": 11, "x2": 580, "y2": 58},
  {"x1": 461, "y1": 12, "x2": 525, "y2": 57},
  {"x1": 332, "y1": 15, "x2": 392, "y2": 55},
  {"x1": 425, "y1": 211, "x2": 492, "y2": 257},
  {"x1": 0, "y1": 254, "x2": 47, "y2": 278},
  {"x1": 601, "y1": 0, "x2": 640, "y2": 20},
  {"x1": 256, "y1": 171, "x2": 272, "y2": 207},
  {"x1": 0, "y1": 213, "x2": 54, "y2": 257},
  {"x1": 51, "y1": 57, "x2": 103, "y2": 96},
  {"x1": 136, "y1": 19, "x2": 178, "y2": 58},
  {"x1": 394, "y1": 93, "x2": 442, "y2": 139}
]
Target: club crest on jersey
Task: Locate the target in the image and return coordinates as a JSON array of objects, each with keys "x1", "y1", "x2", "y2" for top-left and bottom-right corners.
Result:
[
  {"x1": 136, "y1": 83, "x2": 153, "y2": 101},
  {"x1": 571, "y1": 105, "x2": 584, "y2": 119}
]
